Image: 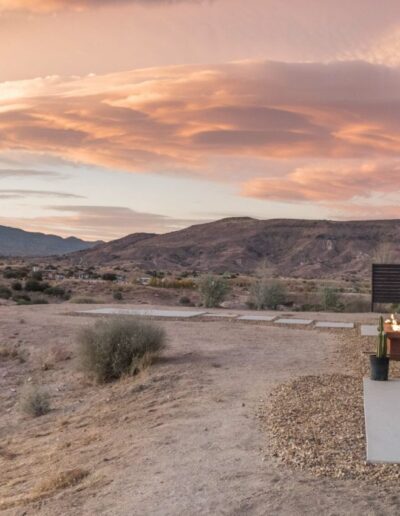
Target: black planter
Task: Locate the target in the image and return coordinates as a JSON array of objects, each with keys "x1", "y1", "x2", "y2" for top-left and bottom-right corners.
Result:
[{"x1": 370, "y1": 355, "x2": 389, "y2": 381}]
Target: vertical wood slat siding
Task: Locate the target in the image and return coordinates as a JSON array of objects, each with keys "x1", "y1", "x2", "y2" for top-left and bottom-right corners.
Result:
[{"x1": 372, "y1": 264, "x2": 400, "y2": 309}]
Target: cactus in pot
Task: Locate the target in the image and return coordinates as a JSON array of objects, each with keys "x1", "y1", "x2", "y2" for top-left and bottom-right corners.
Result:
[
  {"x1": 370, "y1": 315, "x2": 389, "y2": 381},
  {"x1": 377, "y1": 315, "x2": 388, "y2": 359}
]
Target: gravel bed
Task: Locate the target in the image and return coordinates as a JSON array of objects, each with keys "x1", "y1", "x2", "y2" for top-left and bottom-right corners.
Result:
[{"x1": 267, "y1": 373, "x2": 400, "y2": 483}]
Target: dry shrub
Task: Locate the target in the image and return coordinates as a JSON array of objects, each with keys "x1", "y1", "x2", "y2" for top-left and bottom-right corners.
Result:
[
  {"x1": 36, "y1": 468, "x2": 89, "y2": 495},
  {"x1": 77, "y1": 317, "x2": 166, "y2": 383},
  {"x1": 19, "y1": 384, "x2": 50, "y2": 417}
]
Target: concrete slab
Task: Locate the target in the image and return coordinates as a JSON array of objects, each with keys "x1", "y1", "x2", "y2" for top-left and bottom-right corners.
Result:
[
  {"x1": 364, "y1": 378, "x2": 400, "y2": 463},
  {"x1": 361, "y1": 325, "x2": 378, "y2": 337},
  {"x1": 315, "y1": 321, "x2": 354, "y2": 329},
  {"x1": 275, "y1": 318, "x2": 313, "y2": 325},
  {"x1": 78, "y1": 308, "x2": 206, "y2": 318},
  {"x1": 237, "y1": 315, "x2": 276, "y2": 322},
  {"x1": 204, "y1": 313, "x2": 238, "y2": 318}
]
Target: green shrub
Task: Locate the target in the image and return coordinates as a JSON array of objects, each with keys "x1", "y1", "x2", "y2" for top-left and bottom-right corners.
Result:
[
  {"x1": 248, "y1": 279, "x2": 286, "y2": 310},
  {"x1": 44, "y1": 285, "x2": 66, "y2": 297},
  {"x1": 19, "y1": 385, "x2": 50, "y2": 417},
  {"x1": 113, "y1": 291, "x2": 123, "y2": 301},
  {"x1": 179, "y1": 296, "x2": 192, "y2": 306},
  {"x1": 11, "y1": 281, "x2": 22, "y2": 291},
  {"x1": 321, "y1": 287, "x2": 341, "y2": 311},
  {"x1": 13, "y1": 293, "x2": 31, "y2": 304},
  {"x1": 25, "y1": 280, "x2": 49, "y2": 292},
  {"x1": 77, "y1": 317, "x2": 166, "y2": 383},
  {"x1": 102, "y1": 273, "x2": 117, "y2": 282},
  {"x1": 31, "y1": 271, "x2": 43, "y2": 281},
  {"x1": 198, "y1": 275, "x2": 229, "y2": 308},
  {"x1": 0, "y1": 285, "x2": 12, "y2": 299}
]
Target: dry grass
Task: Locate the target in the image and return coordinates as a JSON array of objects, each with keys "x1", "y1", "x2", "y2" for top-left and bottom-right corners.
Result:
[
  {"x1": 19, "y1": 384, "x2": 51, "y2": 417},
  {"x1": 36, "y1": 468, "x2": 90, "y2": 495}
]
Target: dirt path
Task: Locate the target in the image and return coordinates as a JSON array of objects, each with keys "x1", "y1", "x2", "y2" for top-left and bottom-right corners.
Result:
[{"x1": 1, "y1": 307, "x2": 399, "y2": 515}]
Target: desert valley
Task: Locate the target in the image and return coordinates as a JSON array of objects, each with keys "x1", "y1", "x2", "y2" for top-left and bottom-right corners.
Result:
[
  {"x1": 1, "y1": 217, "x2": 400, "y2": 514},
  {"x1": 2, "y1": 0, "x2": 400, "y2": 514}
]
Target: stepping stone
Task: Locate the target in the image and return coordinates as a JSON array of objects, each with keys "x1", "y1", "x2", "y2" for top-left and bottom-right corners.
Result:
[
  {"x1": 204, "y1": 313, "x2": 238, "y2": 318},
  {"x1": 238, "y1": 315, "x2": 276, "y2": 322},
  {"x1": 361, "y1": 325, "x2": 379, "y2": 337},
  {"x1": 78, "y1": 308, "x2": 206, "y2": 318},
  {"x1": 275, "y1": 318, "x2": 313, "y2": 325},
  {"x1": 364, "y1": 378, "x2": 400, "y2": 463},
  {"x1": 315, "y1": 321, "x2": 354, "y2": 329}
]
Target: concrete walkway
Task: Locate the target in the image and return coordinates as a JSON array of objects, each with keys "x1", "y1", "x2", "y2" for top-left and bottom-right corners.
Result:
[{"x1": 364, "y1": 378, "x2": 400, "y2": 463}]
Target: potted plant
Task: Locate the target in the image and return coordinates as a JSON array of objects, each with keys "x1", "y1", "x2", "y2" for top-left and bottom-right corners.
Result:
[{"x1": 370, "y1": 316, "x2": 389, "y2": 381}]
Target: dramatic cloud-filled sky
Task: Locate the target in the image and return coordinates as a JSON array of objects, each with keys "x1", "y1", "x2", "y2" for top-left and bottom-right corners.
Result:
[{"x1": 1, "y1": 0, "x2": 400, "y2": 239}]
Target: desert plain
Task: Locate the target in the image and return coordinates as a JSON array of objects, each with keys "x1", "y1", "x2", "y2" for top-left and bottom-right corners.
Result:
[{"x1": 1, "y1": 303, "x2": 399, "y2": 515}]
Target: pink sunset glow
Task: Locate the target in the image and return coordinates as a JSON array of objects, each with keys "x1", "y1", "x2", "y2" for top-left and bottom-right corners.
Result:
[{"x1": 0, "y1": 0, "x2": 400, "y2": 239}]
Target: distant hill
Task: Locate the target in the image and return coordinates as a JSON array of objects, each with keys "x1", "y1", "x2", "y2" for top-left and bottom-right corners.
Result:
[
  {"x1": 0, "y1": 225, "x2": 100, "y2": 257},
  {"x1": 70, "y1": 217, "x2": 399, "y2": 279}
]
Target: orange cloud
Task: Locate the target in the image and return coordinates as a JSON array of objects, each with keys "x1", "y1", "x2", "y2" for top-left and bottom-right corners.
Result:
[
  {"x1": 1, "y1": 60, "x2": 400, "y2": 198},
  {"x1": 242, "y1": 162, "x2": 400, "y2": 202}
]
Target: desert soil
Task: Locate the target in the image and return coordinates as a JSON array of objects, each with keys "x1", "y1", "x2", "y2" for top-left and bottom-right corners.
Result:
[{"x1": 1, "y1": 304, "x2": 399, "y2": 515}]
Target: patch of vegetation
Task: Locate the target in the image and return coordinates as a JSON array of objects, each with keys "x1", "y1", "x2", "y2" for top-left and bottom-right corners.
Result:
[
  {"x1": 77, "y1": 317, "x2": 166, "y2": 383},
  {"x1": 11, "y1": 281, "x2": 22, "y2": 291},
  {"x1": 149, "y1": 277, "x2": 195, "y2": 289},
  {"x1": 70, "y1": 297, "x2": 100, "y2": 304},
  {"x1": 19, "y1": 385, "x2": 50, "y2": 417},
  {"x1": 321, "y1": 287, "x2": 343, "y2": 311},
  {"x1": 247, "y1": 279, "x2": 287, "y2": 310},
  {"x1": 0, "y1": 285, "x2": 12, "y2": 300},
  {"x1": 113, "y1": 290, "x2": 123, "y2": 301},
  {"x1": 24, "y1": 279, "x2": 49, "y2": 292},
  {"x1": 36, "y1": 468, "x2": 89, "y2": 495},
  {"x1": 179, "y1": 296, "x2": 192, "y2": 306},
  {"x1": 102, "y1": 272, "x2": 117, "y2": 281},
  {"x1": 197, "y1": 275, "x2": 229, "y2": 308}
]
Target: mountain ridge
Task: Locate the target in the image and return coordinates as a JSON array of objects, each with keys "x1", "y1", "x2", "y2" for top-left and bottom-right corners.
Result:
[
  {"x1": 0, "y1": 225, "x2": 101, "y2": 257},
  {"x1": 69, "y1": 217, "x2": 399, "y2": 279}
]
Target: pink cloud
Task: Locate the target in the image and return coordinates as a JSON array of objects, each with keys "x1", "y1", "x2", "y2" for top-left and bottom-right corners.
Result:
[
  {"x1": 1, "y1": 60, "x2": 400, "y2": 205},
  {"x1": 241, "y1": 162, "x2": 400, "y2": 202}
]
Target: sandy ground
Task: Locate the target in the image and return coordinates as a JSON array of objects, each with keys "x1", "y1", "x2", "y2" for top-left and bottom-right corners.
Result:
[{"x1": 1, "y1": 304, "x2": 398, "y2": 515}]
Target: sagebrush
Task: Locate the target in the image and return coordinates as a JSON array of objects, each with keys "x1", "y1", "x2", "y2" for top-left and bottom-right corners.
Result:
[
  {"x1": 198, "y1": 275, "x2": 229, "y2": 308},
  {"x1": 19, "y1": 385, "x2": 50, "y2": 417},
  {"x1": 77, "y1": 317, "x2": 166, "y2": 382}
]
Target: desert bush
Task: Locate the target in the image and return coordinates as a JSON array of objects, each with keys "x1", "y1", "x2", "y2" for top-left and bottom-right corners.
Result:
[
  {"x1": 0, "y1": 285, "x2": 12, "y2": 299},
  {"x1": 113, "y1": 290, "x2": 123, "y2": 300},
  {"x1": 342, "y1": 296, "x2": 371, "y2": 313},
  {"x1": 197, "y1": 275, "x2": 229, "y2": 308},
  {"x1": 19, "y1": 385, "x2": 50, "y2": 417},
  {"x1": 179, "y1": 296, "x2": 192, "y2": 306},
  {"x1": 25, "y1": 279, "x2": 49, "y2": 292},
  {"x1": 102, "y1": 272, "x2": 117, "y2": 282},
  {"x1": 248, "y1": 279, "x2": 287, "y2": 310},
  {"x1": 321, "y1": 287, "x2": 342, "y2": 311},
  {"x1": 3, "y1": 268, "x2": 28, "y2": 279},
  {"x1": 44, "y1": 285, "x2": 66, "y2": 297},
  {"x1": 31, "y1": 271, "x2": 43, "y2": 281},
  {"x1": 13, "y1": 293, "x2": 31, "y2": 304},
  {"x1": 11, "y1": 281, "x2": 22, "y2": 291},
  {"x1": 77, "y1": 317, "x2": 166, "y2": 383},
  {"x1": 149, "y1": 277, "x2": 195, "y2": 289},
  {"x1": 70, "y1": 297, "x2": 99, "y2": 304}
]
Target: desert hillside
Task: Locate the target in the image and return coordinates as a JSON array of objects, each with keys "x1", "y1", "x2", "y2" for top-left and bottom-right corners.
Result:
[
  {"x1": 0, "y1": 225, "x2": 100, "y2": 257},
  {"x1": 70, "y1": 217, "x2": 399, "y2": 279}
]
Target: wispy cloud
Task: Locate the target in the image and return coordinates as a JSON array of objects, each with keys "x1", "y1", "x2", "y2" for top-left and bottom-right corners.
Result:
[
  {"x1": 0, "y1": 205, "x2": 203, "y2": 240},
  {"x1": 0, "y1": 0, "x2": 209, "y2": 13},
  {"x1": 0, "y1": 168, "x2": 62, "y2": 179},
  {"x1": 0, "y1": 189, "x2": 84, "y2": 199}
]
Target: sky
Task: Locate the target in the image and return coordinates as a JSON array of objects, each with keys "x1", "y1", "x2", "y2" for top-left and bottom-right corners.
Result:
[{"x1": 1, "y1": 0, "x2": 400, "y2": 240}]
